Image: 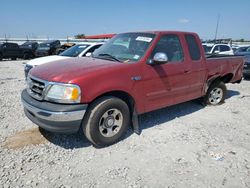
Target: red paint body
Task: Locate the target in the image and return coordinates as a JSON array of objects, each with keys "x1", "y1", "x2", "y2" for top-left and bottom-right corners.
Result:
[{"x1": 30, "y1": 31, "x2": 244, "y2": 114}]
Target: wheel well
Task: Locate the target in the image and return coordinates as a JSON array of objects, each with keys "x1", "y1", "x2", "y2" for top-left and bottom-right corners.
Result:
[
  {"x1": 207, "y1": 73, "x2": 233, "y2": 92},
  {"x1": 93, "y1": 91, "x2": 135, "y2": 114},
  {"x1": 221, "y1": 73, "x2": 234, "y2": 83}
]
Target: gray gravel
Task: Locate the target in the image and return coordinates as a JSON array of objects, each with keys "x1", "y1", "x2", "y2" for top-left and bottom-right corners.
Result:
[{"x1": 0, "y1": 60, "x2": 250, "y2": 188}]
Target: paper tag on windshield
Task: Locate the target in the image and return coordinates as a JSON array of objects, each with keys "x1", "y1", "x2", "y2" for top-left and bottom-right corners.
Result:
[
  {"x1": 136, "y1": 36, "x2": 152, "y2": 42},
  {"x1": 79, "y1": 46, "x2": 87, "y2": 48},
  {"x1": 133, "y1": 55, "x2": 140, "y2": 60}
]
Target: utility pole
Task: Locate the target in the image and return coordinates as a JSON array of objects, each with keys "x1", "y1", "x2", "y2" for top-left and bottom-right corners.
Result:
[{"x1": 214, "y1": 14, "x2": 220, "y2": 42}]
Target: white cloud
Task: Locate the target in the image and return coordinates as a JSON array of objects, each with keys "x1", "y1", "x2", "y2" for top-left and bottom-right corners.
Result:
[{"x1": 178, "y1": 18, "x2": 190, "y2": 23}]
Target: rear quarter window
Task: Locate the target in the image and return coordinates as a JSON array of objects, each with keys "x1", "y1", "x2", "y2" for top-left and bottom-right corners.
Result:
[{"x1": 185, "y1": 34, "x2": 201, "y2": 60}]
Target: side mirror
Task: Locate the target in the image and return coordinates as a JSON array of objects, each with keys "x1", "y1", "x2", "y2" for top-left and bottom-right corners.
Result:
[
  {"x1": 147, "y1": 52, "x2": 168, "y2": 65},
  {"x1": 85, "y1": 52, "x2": 92, "y2": 57}
]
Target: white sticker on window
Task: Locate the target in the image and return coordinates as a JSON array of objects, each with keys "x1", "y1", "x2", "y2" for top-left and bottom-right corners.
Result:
[
  {"x1": 136, "y1": 36, "x2": 152, "y2": 42},
  {"x1": 79, "y1": 46, "x2": 87, "y2": 48},
  {"x1": 133, "y1": 55, "x2": 140, "y2": 60}
]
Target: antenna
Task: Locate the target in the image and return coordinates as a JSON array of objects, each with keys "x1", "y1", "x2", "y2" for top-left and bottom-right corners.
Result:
[{"x1": 214, "y1": 14, "x2": 220, "y2": 42}]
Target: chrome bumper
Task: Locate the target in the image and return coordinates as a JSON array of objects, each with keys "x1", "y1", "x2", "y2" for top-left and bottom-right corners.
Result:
[
  {"x1": 22, "y1": 99, "x2": 85, "y2": 122},
  {"x1": 21, "y1": 89, "x2": 87, "y2": 133}
]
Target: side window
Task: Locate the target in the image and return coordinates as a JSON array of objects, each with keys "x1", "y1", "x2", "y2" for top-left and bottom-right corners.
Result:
[
  {"x1": 12, "y1": 43, "x2": 18, "y2": 48},
  {"x1": 151, "y1": 34, "x2": 184, "y2": 62},
  {"x1": 220, "y1": 45, "x2": 230, "y2": 52},
  {"x1": 185, "y1": 34, "x2": 201, "y2": 60},
  {"x1": 212, "y1": 45, "x2": 219, "y2": 53}
]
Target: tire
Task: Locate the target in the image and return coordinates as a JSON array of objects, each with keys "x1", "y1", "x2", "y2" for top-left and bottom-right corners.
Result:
[
  {"x1": 0, "y1": 53, "x2": 2, "y2": 61},
  {"x1": 205, "y1": 81, "x2": 227, "y2": 105},
  {"x1": 11, "y1": 57, "x2": 16, "y2": 60},
  {"x1": 82, "y1": 96, "x2": 130, "y2": 147},
  {"x1": 23, "y1": 53, "x2": 29, "y2": 60}
]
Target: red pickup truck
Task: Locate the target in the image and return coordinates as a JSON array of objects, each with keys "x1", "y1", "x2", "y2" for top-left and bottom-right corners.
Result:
[{"x1": 21, "y1": 31, "x2": 244, "y2": 147}]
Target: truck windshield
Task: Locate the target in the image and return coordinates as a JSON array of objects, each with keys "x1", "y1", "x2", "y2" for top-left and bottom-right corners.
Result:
[
  {"x1": 60, "y1": 44, "x2": 89, "y2": 57},
  {"x1": 93, "y1": 33, "x2": 155, "y2": 62}
]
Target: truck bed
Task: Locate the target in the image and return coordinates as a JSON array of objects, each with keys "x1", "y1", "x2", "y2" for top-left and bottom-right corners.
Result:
[{"x1": 206, "y1": 54, "x2": 244, "y2": 83}]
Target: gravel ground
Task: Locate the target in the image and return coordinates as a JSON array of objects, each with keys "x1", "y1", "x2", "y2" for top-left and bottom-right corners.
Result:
[{"x1": 0, "y1": 60, "x2": 250, "y2": 188}]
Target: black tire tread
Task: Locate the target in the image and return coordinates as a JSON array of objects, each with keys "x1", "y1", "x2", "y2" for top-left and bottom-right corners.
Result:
[{"x1": 82, "y1": 96, "x2": 130, "y2": 147}]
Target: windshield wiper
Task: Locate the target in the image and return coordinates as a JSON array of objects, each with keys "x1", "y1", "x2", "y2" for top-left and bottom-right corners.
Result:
[{"x1": 97, "y1": 53, "x2": 121, "y2": 62}]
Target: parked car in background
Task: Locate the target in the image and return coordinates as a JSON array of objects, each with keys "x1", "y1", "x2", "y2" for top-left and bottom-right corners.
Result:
[
  {"x1": 234, "y1": 46, "x2": 250, "y2": 55},
  {"x1": 234, "y1": 46, "x2": 250, "y2": 79},
  {"x1": 56, "y1": 43, "x2": 75, "y2": 54},
  {"x1": 35, "y1": 40, "x2": 61, "y2": 57},
  {"x1": 22, "y1": 31, "x2": 243, "y2": 147},
  {"x1": 20, "y1": 41, "x2": 38, "y2": 57},
  {"x1": 202, "y1": 43, "x2": 234, "y2": 55},
  {"x1": 0, "y1": 42, "x2": 33, "y2": 60},
  {"x1": 24, "y1": 42, "x2": 103, "y2": 77}
]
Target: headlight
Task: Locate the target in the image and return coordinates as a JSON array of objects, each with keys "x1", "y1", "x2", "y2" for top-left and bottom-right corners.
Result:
[{"x1": 45, "y1": 84, "x2": 81, "y2": 103}]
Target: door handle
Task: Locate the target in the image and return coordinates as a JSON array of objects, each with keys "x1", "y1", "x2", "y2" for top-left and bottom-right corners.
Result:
[{"x1": 184, "y1": 70, "x2": 191, "y2": 73}]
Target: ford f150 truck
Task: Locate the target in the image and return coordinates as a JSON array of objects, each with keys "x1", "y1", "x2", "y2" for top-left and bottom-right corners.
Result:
[{"x1": 21, "y1": 31, "x2": 244, "y2": 147}]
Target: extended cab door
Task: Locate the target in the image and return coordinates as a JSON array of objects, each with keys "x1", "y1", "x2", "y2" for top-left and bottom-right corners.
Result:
[
  {"x1": 184, "y1": 34, "x2": 207, "y2": 98},
  {"x1": 142, "y1": 33, "x2": 192, "y2": 112}
]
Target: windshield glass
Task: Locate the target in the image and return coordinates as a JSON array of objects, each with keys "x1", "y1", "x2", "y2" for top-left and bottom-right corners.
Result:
[
  {"x1": 60, "y1": 44, "x2": 90, "y2": 57},
  {"x1": 202, "y1": 45, "x2": 212, "y2": 53},
  {"x1": 38, "y1": 43, "x2": 50, "y2": 48},
  {"x1": 247, "y1": 47, "x2": 250, "y2": 52},
  {"x1": 93, "y1": 33, "x2": 155, "y2": 62}
]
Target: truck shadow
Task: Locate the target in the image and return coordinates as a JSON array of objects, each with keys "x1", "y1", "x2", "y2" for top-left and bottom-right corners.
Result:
[
  {"x1": 226, "y1": 89, "x2": 240, "y2": 99},
  {"x1": 39, "y1": 89, "x2": 240, "y2": 149},
  {"x1": 39, "y1": 128, "x2": 92, "y2": 149},
  {"x1": 137, "y1": 100, "x2": 204, "y2": 131}
]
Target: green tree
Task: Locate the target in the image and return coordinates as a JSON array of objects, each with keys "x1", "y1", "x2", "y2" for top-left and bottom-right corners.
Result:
[{"x1": 74, "y1": 34, "x2": 85, "y2": 39}]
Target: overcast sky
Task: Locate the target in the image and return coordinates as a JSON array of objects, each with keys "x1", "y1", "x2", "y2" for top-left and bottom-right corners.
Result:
[{"x1": 0, "y1": 0, "x2": 249, "y2": 40}]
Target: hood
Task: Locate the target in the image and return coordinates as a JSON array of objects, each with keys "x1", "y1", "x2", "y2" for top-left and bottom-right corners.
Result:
[
  {"x1": 27, "y1": 55, "x2": 70, "y2": 66},
  {"x1": 30, "y1": 57, "x2": 125, "y2": 83}
]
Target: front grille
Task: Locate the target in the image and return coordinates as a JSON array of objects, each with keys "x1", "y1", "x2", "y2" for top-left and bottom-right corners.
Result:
[{"x1": 27, "y1": 76, "x2": 46, "y2": 100}]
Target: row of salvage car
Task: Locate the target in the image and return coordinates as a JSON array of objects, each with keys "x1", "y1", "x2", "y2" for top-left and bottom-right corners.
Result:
[{"x1": 0, "y1": 40, "x2": 103, "y2": 61}]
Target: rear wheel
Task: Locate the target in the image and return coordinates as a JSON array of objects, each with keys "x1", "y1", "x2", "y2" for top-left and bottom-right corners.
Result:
[
  {"x1": 23, "y1": 53, "x2": 30, "y2": 60},
  {"x1": 82, "y1": 96, "x2": 130, "y2": 147},
  {"x1": 205, "y1": 81, "x2": 226, "y2": 105}
]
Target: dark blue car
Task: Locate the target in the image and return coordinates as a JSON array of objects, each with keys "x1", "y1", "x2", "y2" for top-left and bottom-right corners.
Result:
[{"x1": 235, "y1": 46, "x2": 250, "y2": 78}]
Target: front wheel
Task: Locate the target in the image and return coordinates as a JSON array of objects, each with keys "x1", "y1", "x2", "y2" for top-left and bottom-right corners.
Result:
[
  {"x1": 82, "y1": 96, "x2": 130, "y2": 147},
  {"x1": 23, "y1": 53, "x2": 30, "y2": 60},
  {"x1": 205, "y1": 81, "x2": 226, "y2": 105}
]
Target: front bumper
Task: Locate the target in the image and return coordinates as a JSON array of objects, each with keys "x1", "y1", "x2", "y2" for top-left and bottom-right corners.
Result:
[
  {"x1": 21, "y1": 89, "x2": 87, "y2": 133},
  {"x1": 35, "y1": 51, "x2": 49, "y2": 57}
]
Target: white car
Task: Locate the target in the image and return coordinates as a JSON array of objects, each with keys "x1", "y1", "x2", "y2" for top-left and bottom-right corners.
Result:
[
  {"x1": 24, "y1": 42, "x2": 103, "y2": 77},
  {"x1": 202, "y1": 43, "x2": 234, "y2": 55}
]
